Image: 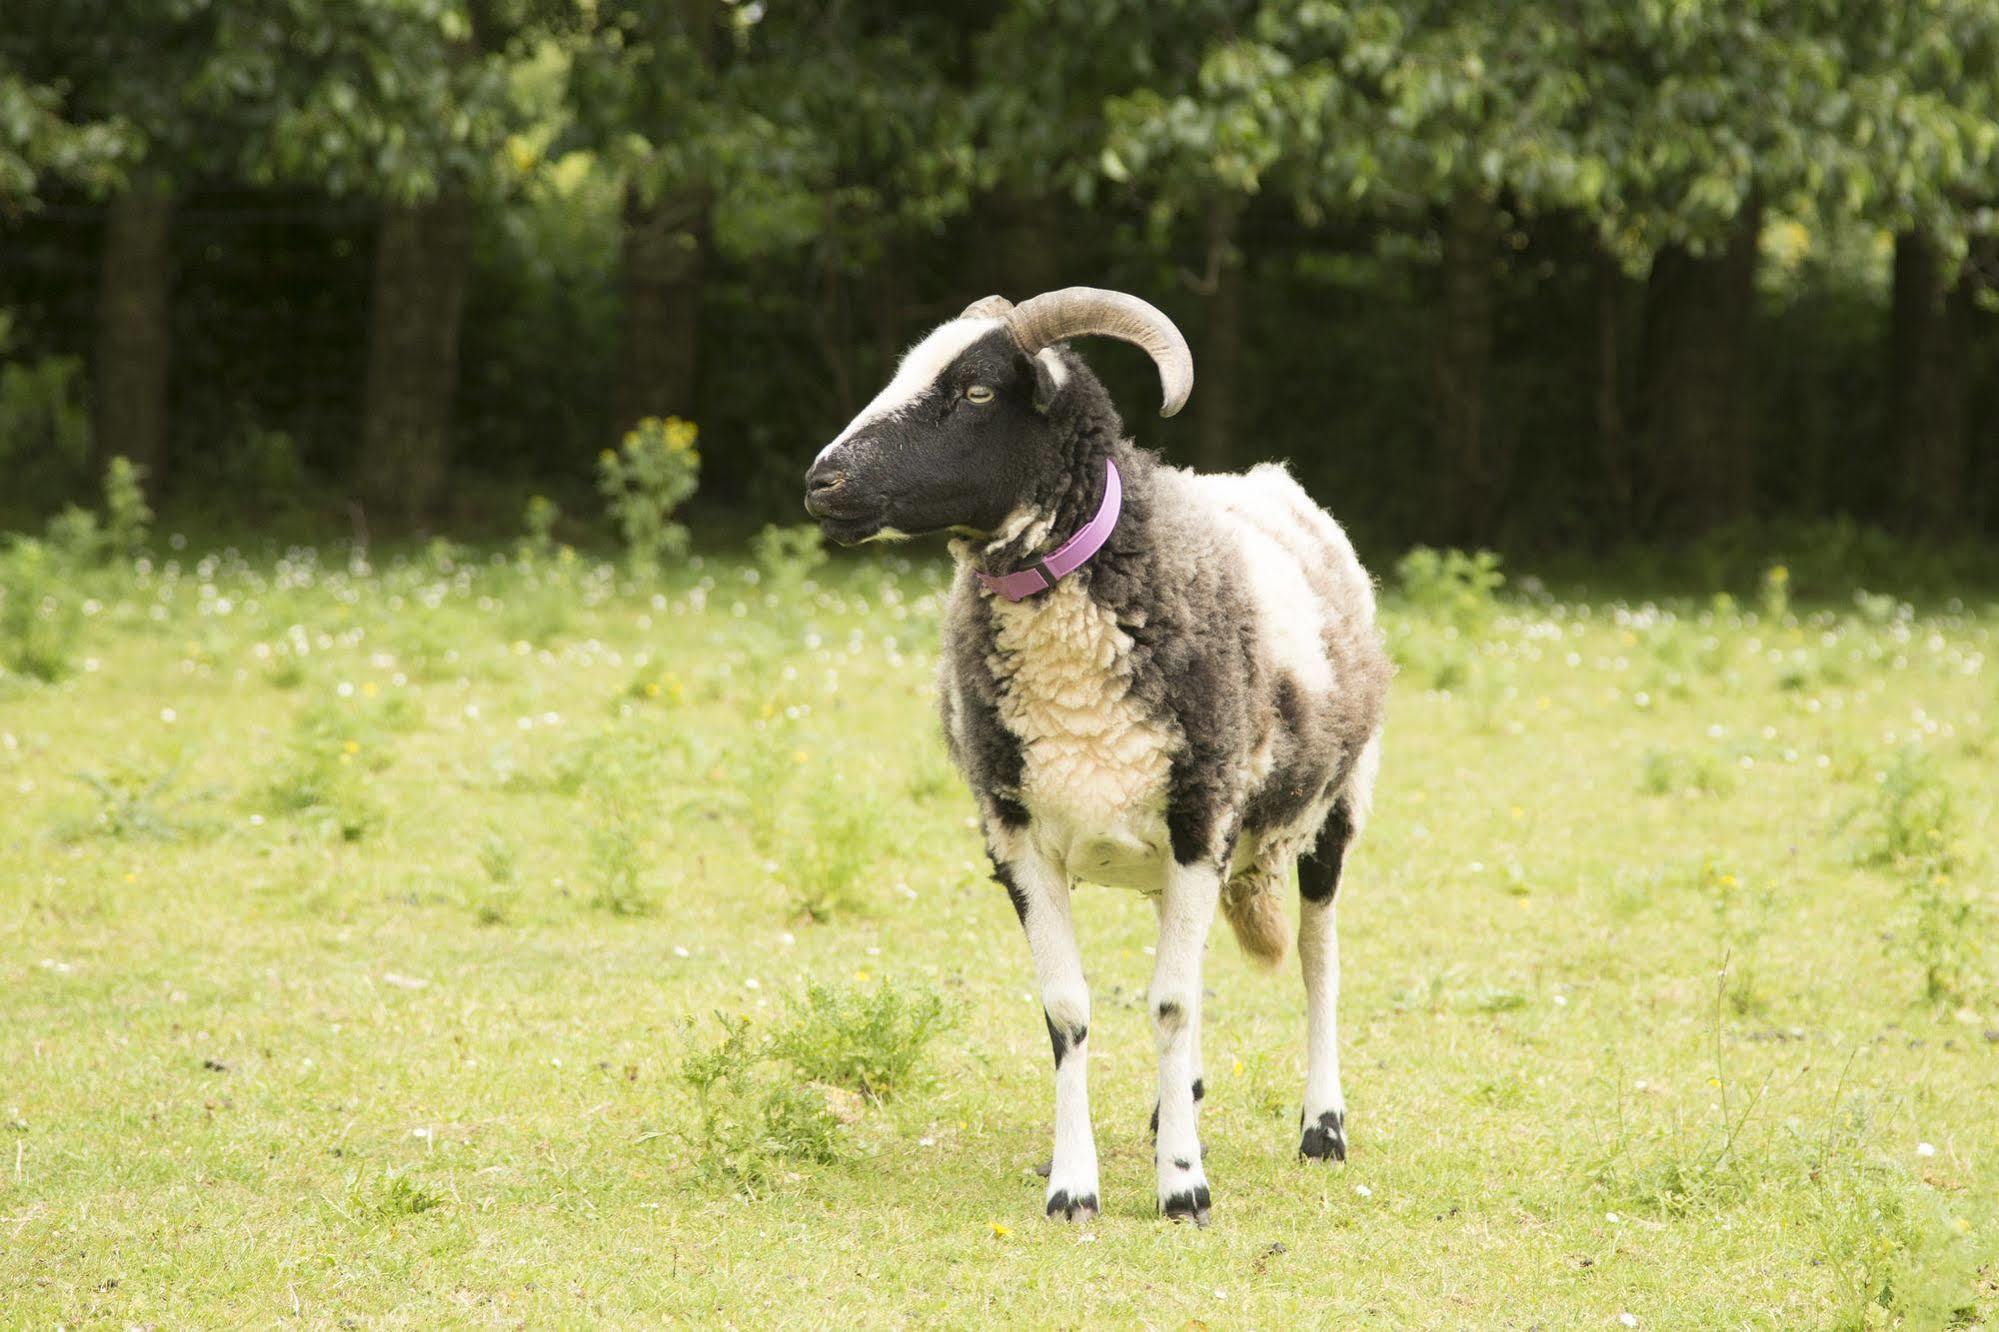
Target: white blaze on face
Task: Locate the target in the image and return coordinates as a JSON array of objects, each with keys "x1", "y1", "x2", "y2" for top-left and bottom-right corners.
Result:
[{"x1": 813, "y1": 317, "x2": 1002, "y2": 467}]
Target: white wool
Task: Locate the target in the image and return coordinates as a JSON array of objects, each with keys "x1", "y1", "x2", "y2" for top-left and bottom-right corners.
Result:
[{"x1": 986, "y1": 576, "x2": 1176, "y2": 890}]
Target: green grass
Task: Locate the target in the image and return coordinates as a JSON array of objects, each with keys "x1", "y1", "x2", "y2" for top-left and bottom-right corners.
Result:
[{"x1": 2, "y1": 538, "x2": 1996, "y2": 1328}]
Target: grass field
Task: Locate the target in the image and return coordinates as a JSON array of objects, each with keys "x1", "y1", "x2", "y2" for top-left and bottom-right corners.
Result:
[{"x1": 2, "y1": 529, "x2": 1995, "y2": 1328}]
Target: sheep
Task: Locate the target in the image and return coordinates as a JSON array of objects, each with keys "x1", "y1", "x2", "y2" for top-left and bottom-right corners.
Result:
[{"x1": 803, "y1": 287, "x2": 1390, "y2": 1226}]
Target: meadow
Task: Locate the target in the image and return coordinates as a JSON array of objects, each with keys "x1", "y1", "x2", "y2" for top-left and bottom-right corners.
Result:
[{"x1": 2, "y1": 509, "x2": 1995, "y2": 1328}]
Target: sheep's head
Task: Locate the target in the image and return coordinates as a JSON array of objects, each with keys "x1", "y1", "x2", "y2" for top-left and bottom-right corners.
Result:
[{"x1": 803, "y1": 287, "x2": 1191, "y2": 546}]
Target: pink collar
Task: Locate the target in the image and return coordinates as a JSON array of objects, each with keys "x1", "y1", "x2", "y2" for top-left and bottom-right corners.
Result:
[{"x1": 976, "y1": 459, "x2": 1122, "y2": 602}]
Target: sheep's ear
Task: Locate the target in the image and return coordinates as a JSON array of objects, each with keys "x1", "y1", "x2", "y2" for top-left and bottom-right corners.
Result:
[{"x1": 1029, "y1": 349, "x2": 1065, "y2": 413}]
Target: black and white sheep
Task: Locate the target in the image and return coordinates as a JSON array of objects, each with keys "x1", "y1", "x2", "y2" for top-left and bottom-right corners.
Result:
[{"x1": 804, "y1": 287, "x2": 1390, "y2": 1226}]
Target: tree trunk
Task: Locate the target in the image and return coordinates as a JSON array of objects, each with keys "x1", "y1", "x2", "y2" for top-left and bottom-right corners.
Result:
[
  {"x1": 93, "y1": 170, "x2": 174, "y2": 488},
  {"x1": 1887, "y1": 230, "x2": 1970, "y2": 533},
  {"x1": 1435, "y1": 193, "x2": 1497, "y2": 545},
  {"x1": 1193, "y1": 201, "x2": 1241, "y2": 473},
  {"x1": 1593, "y1": 245, "x2": 1635, "y2": 533},
  {"x1": 1635, "y1": 203, "x2": 1761, "y2": 534},
  {"x1": 358, "y1": 193, "x2": 472, "y2": 524},
  {"x1": 614, "y1": 183, "x2": 708, "y2": 438}
]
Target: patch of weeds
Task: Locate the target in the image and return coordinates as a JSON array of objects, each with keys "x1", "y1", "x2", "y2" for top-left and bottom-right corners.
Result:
[
  {"x1": 1705, "y1": 866, "x2": 1774, "y2": 1017},
  {"x1": 1396, "y1": 546, "x2": 1505, "y2": 632},
  {"x1": 771, "y1": 978, "x2": 952, "y2": 1101},
  {"x1": 1585, "y1": 962, "x2": 1772, "y2": 1217},
  {"x1": 1472, "y1": 1077, "x2": 1526, "y2": 1109},
  {"x1": 262, "y1": 646, "x2": 309, "y2": 690},
  {"x1": 1851, "y1": 751, "x2": 1960, "y2": 872},
  {"x1": 101, "y1": 456, "x2": 153, "y2": 557},
  {"x1": 621, "y1": 666, "x2": 689, "y2": 708},
  {"x1": 327, "y1": 1168, "x2": 449, "y2": 1227},
  {"x1": 59, "y1": 757, "x2": 190, "y2": 842},
  {"x1": 374, "y1": 1171, "x2": 446, "y2": 1220},
  {"x1": 518, "y1": 494, "x2": 563, "y2": 562},
  {"x1": 751, "y1": 522, "x2": 827, "y2": 609},
  {"x1": 739, "y1": 713, "x2": 890, "y2": 923},
  {"x1": 1638, "y1": 748, "x2": 1737, "y2": 798},
  {"x1": 1231, "y1": 1050, "x2": 1296, "y2": 1121},
  {"x1": 497, "y1": 557, "x2": 579, "y2": 647},
  {"x1": 783, "y1": 791, "x2": 885, "y2": 923},
  {"x1": 260, "y1": 705, "x2": 388, "y2": 842},
  {"x1": 1806, "y1": 1117, "x2": 1983, "y2": 1330},
  {"x1": 1845, "y1": 751, "x2": 1986, "y2": 1006},
  {"x1": 1387, "y1": 548, "x2": 1504, "y2": 691},
  {"x1": 43, "y1": 505, "x2": 106, "y2": 565},
  {"x1": 678, "y1": 1014, "x2": 848, "y2": 1195},
  {"x1": 0, "y1": 538, "x2": 82, "y2": 683},
  {"x1": 1466, "y1": 986, "x2": 1529, "y2": 1014},
  {"x1": 587, "y1": 788, "x2": 656, "y2": 916},
  {"x1": 1759, "y1": 563, "x2": 1791, "y2": 623},
  {"x1": 470, "y1": 831, "x2": 520, "y2": 925}
]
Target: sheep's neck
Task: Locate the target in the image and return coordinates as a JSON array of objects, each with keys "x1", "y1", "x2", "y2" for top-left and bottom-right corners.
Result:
[{"x1": 972, "y1": 444, "x2": 1140, "y2": 589}]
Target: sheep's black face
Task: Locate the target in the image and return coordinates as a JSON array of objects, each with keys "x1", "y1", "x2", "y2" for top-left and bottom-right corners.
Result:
[{"x1": 804, "y1": 321, "x2": 1063, "y2": 546}]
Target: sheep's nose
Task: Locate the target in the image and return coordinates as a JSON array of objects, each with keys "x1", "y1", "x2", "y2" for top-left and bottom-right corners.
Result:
[{"x1": 804, "y1": 458, "x2": 848, "y2": 515}]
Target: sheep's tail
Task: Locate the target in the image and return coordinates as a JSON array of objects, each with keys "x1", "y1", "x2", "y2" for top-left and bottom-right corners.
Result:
[{"x1": 1221, "y1": 867, "x2": 1289, "y2": 968}]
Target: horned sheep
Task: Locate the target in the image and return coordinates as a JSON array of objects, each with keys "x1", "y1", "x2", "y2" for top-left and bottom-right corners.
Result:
[{"x1": 803, "y1": 287, "x2": 1390, "y2": 1225}]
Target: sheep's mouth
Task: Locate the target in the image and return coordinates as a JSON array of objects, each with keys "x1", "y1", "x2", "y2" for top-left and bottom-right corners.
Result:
[
  {"x1": 814, "y1": 513, "x2": 885, "y2": 546},
  {"x1": 805, "y1": 483, "x2": 904, "y2": 546}
]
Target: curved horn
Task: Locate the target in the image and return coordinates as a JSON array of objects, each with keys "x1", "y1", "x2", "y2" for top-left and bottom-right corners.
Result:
[
  {"x1": 959, "y1": 294, "x2": 1014, "y2": 319},
  {"x1": 1002, "y1": 286, "x2": 1194, "y2": 417}
]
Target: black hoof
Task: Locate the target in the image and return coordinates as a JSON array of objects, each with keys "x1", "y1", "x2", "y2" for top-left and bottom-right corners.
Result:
[
  {"x1": 1046, "y1": 1189, "x2": 1099, "y2": 1222},
  {"x1": 1299, "y1": 1109, "x2": 1346, "y2": 1162},
  {"x1": 1161, "y1": 1185, "x2": 1212, "y2": 1227}
]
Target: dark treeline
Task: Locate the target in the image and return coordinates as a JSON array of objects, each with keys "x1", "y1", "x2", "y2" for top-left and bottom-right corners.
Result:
[{"x1": 3, "y1": 1, "x2": 1998, "y2": 555}]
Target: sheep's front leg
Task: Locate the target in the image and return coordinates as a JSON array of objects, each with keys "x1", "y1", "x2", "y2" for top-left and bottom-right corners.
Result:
[
  {"x1": 1151, "y1": 858, "x2": 1218, "y2": 1225},
  {"x1": 994, "y1": 846, "x2": 1098, "y2": 1222},
  {"x1": 1149, "y1": 893, "x2": 1205, "y2": 1141}
]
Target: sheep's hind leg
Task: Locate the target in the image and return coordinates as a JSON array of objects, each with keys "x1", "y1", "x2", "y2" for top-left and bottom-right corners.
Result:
[
  {"x1": 993, "y1": 847, "x2": 1098, "y2": 1222},
  {"x1": 1297, "y1": 800, "x2": 1353, "y2": 1162},
  {"x1": 1151, "y1": 859, "x2": 1219, "y2": 1225}
]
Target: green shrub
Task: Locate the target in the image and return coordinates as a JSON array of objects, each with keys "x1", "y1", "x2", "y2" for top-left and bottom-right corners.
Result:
[
  {"x1": 0, "y1": 538, "x2": 82, "y2": 683},
  {"x1": 599, "y1": 416, "x2": 700, "y2": 573},
  {"x1": 586, "y1": 790, "x2": 656, "y2": 916},
  {"x1": 1846, "y1": 752, "x2": 1985, "y2": 1006},
  {"x1": 772, "y1": 978, "x2": 952, "y2": 1101},
  {"x1": 61, "y1": 758, "x2": 186, "y2": 842},
  {"x1": 102, "y1": 457, "x2": 153, "y2": 557},
  {"x1": 751, "y1": 522, "x2": 827, "y2": 602},
  {"x1": 0, "y1": 326, "x2": 92, "y2": 509},
  {"x1": 1389, "y1": 547, "x2": 1504, "y2": 689},
  {"x1": 519, "y1": 494, "x2": 562, "y2": 561},
  {"x1": 260, "y1": 704, "x2": 388, "y2": 843},
  {"x1": 1394, "y1": 546, "x2": 1504, "y2": 634},
  {"x1": 678, "y1": 1014, "x2": 849, "y2": 1193}
]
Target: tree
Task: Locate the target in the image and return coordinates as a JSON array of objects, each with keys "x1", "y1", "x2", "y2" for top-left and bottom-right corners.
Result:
[
  {"x1": 198, "y1": 0, "x2": 547, "y2": 522},
  {"x1": 0, "y1": 66, "x2": 133, "y2": 211},
  {"x1": 2, "y1": 2, "x2": 216, "y2": 489},
  {"x1": 1031, "y1": 0, "x2": 1279, "y2": 470},
  {"x1": 569, "y1": 1, "x2": 721, "y2": 437}
]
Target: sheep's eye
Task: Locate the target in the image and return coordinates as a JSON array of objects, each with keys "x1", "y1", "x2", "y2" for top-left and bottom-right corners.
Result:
[{"x1": 965, "y1": 385, "x2": 994, "y2": 405}]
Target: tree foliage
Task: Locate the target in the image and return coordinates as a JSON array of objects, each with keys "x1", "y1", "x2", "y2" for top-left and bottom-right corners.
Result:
[{"x1": 2, "y1": 0, "x2": 1997, "y2": 543}]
